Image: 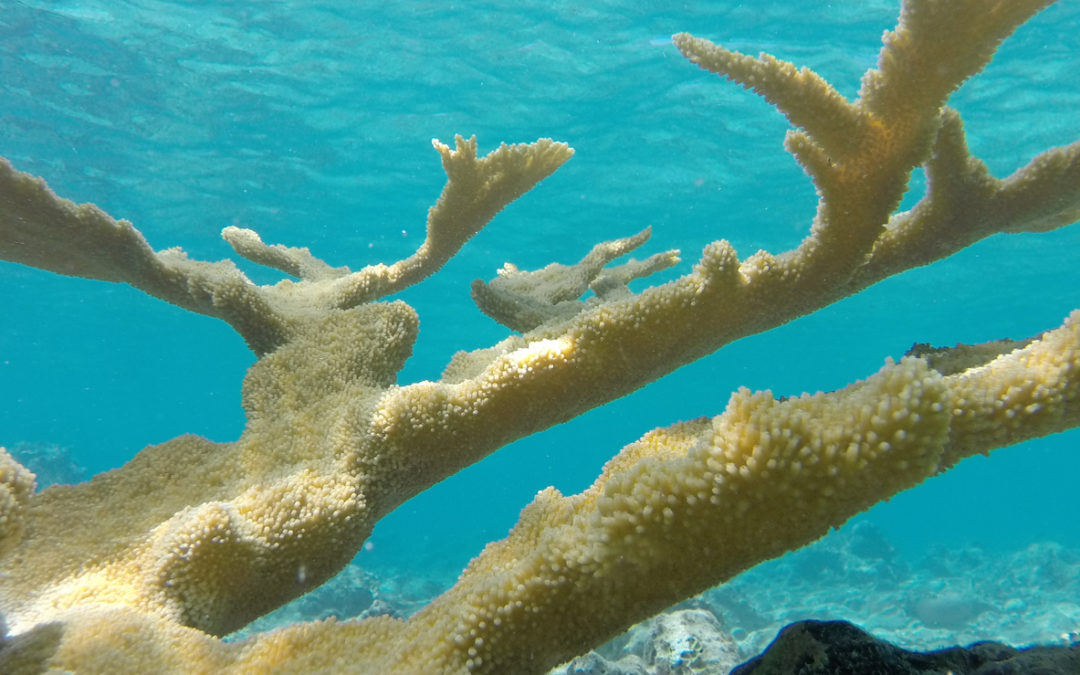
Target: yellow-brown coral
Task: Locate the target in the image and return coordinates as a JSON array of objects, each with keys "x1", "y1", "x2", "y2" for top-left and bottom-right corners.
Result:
[{"x1": 0, "y1": 0, "x2": 1077, "y2": 673}]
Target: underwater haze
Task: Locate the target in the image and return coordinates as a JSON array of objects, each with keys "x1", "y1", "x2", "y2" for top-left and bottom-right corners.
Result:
[{"x1": 2, "y1": 0, "x2": 1079, "y2": 658}]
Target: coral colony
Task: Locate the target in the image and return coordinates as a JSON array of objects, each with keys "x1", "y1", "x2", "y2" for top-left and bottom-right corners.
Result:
[{"x1": 1, "y1": 0, "x2": 1078, "y2": 672}]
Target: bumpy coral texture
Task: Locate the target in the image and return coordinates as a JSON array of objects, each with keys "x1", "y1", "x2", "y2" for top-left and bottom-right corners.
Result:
[
  {"x1": 0, "y1": 449, "x2": 35, "y2": 559},
  {"x1": 0, "y1": 0, "x2": 1078, "y2": 673}
]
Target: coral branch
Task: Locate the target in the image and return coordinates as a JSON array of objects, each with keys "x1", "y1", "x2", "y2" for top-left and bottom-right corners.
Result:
[
  {"x1": 347, "y1": 311, "x2": 1079, "y2": 673},
  {"x1": 0, "y1": 449, "x2": 35, "y2": 559},
  {"x1": 861, "y1": 0, "x2": 1054, "y2": 122},
  {"x1": 317, "y1": 136, "x2": 573, "y2": 310},
  {"x1": 0, "y1": 136, "x2": 571, "y2": 355},
  {"x1": 470, "y1": 227, "x2": 680, "y2": 332},
  {"x1": 221, "y1": 226, "x2": 348, "y2": 282}
]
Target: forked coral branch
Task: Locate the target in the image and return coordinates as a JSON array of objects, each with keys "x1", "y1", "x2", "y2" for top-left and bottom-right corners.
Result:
[{"x1": 0, "y1": 136, "x2": 571, "y2": 355}]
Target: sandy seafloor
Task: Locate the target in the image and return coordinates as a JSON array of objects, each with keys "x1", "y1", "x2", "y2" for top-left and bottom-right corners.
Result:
[{"x1": 1, "y1": 0, "x2": 1079, "y2": 671}]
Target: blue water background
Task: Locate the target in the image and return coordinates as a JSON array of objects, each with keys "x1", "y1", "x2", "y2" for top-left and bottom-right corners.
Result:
[{"x1": 1, "y1": 0, "x2": 1078, "y2": 587}]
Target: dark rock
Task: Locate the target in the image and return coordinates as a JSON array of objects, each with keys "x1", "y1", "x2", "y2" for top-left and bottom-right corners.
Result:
[{"x1": 732, "y1": 619, "x2": 1080, "y2": 675}]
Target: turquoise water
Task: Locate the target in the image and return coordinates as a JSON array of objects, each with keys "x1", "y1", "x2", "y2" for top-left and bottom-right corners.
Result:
[{"x1": 2, "y1": 0, "x2": 1078, "y2": 635}]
